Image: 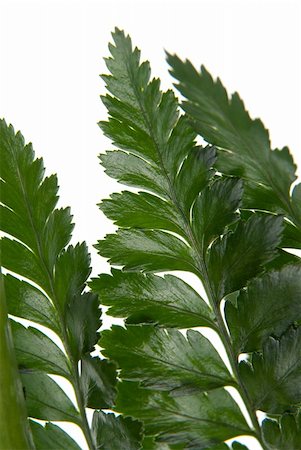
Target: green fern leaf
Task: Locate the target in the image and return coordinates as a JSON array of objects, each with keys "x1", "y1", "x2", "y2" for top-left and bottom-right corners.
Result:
[
  {"x1": 0, "y1": 119, "x2": 142, "y2": 449},
  {"x1": 167, "y1": 54, "x2": 301, "y2": 233}
]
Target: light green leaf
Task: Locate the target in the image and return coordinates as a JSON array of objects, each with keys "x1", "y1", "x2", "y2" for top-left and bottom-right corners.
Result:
[
  {"x1": 225, "y1": 264, "x2": 301, "y2": 353},
  {"x1": 21, "y1": 372, "x2": 80, "y2": 423},
  {"x1": 116, "y1": 382, "x2": 250, "y2": 449},
  {"x1": 81, "y1": 355, "x2": 117, "y2": 409},
  {"x1": 96, "y1": 229, "x2": 196, "y2": 273},
  {"x1": 90, "y1": 269, "x2": 214, "y2": 328},
  {"x1": 30, "y1": 420, "x2": 81, "y2": 450},
  {"x1": 92, "y1": 411, "x2": 143, "y2": 450},
  {"x1": 11, "y1": 320, "x2": 70, "y2": 378},
  {"x1": 240, "y1": 327, "x2": 301, "y2": 414},
  {"x1": 207, "y1": 214, "x2": 283, "y2": 300},
  {"x1": 101, "y1": 325, "x2": 233, "y2": 394}
]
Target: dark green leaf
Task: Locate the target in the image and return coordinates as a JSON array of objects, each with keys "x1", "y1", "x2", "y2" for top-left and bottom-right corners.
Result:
[
  {"x1": 225, "y1": 264, "x2": 301, "y2": 353},
  {"x1": 100, "y1": 191, "x2": 186, "y2": 238},
  {"x1": 207, "y1": 214, "x2": 283, "y2": 300},
  {"x1": 54, "y1": 243, "x2": 91, "y2": 311},
  {"x1": 0, "y1": 120, "x2": 73, "y2": 269},
  {"x1": 292, "y1": 183, "x2": 301, "y2": 226},
  {"x1": 100, "y1": 29, "x2": 214, "y2": 229},
  {"x1": 281, "y1": 220, "x2": 301, "y2": 249},
  {"x1": 192, "y1": 177, "x2": 243, "y2": 252},
  {"x1": 81, "y1": 355, "x2": 117, "y2": 409},
  {"x1": 100, "y1": 150, "x2": 170, "y2": 199},
  {"x1": 30, "y1": 420, "x2": 81, "y2": 450},
  {"x1": 167, "y1": 57, "x2": 298, "y2": 224},
  {"x1": 11, "y1": 320, "x2": 70, "y2": 378},
  {"x1": 21, "y1": 372, "x2": 80, "y2": 423},
  {"x1": 262, "y1": 413, "x2": 301, "y2": 450},
  {"x1": 0, "y1": 120, "x2": 58, "y2": 238},
  {"x1": 96, "y1": 229, "x2": 196, "y2": 273},
  {"x1": 90, "y1": 269, "x2": 214, "y2": 328},
  {"x1": 101, "y1": 325, "x2": 233, "y2": 394},
  {"x1": 263, "y1": 248, "x2": 300, "y2": 271},
  {"x1": 41, "y1": 207, "x2": 74, "y2": 269},
  {"x1": 173, "y1": 145, "x2": 216, "y2": 216},
  {"x1": 66, "y1": 291, "x2": 101, "y2": 360},
  {"x1": 116, "y1": 382, "x2": 250, "y2": 449},
  {"x1": 4, "y1": 274, "x2": 60, "y2": 334},
  {"x1": 92, "y1": 411, "x2": 143, "y2": 450},
  {"x1": 231, "y1": 443, "x2": 249, "y2": 450},
  {"x1": 240, "y1": 327, "x2": 301, "y2": 414}
]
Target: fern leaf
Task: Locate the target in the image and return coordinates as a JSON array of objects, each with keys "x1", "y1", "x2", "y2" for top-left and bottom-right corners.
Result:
[
  {"x1": 0, "y1": 119, "x2": 142, "y2": 449},
  {"x1": 94, "y1": 28, "x2": 301, "y2": 449},
  {"x1": 167, "y1": 54, "x2": 301, "y2": 233}
]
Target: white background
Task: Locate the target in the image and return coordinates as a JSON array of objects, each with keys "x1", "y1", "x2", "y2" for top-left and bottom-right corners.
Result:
[{"x1": 1, "y1": 1, "x2": 300, "y2": 449}]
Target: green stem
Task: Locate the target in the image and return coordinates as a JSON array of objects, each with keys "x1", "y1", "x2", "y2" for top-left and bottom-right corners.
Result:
[{"x1": 0, "y1": 273, "x2": 35, "y2": 450}]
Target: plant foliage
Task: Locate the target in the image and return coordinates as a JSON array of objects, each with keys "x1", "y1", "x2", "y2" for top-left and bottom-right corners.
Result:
[
  {"x1": 90, "y1": 29, "x2": 301, "y2": 450},
  {"x1": 1, "y1": 28, "x2": 301, "y2": 450},
  {"x1": 0, "y1": 119, "x2": 142, "y2": 449}
]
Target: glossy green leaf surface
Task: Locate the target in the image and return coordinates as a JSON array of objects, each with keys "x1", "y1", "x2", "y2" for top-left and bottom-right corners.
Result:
[
  {"x1": 207, "y1": 214, "x2": 283, "y2": 300},
  {"x1": 54, "y1": 243, "x2": 91, "y2": 311},
  {"x1": 101, "y1": 150, "x2": 171, "y2": 199},
  {"x1": 101, "y1": 325, "x2": 233, "y2": 393},
  {"x1": 225, "y1": 264, "x2": 301, "y2": 353},
  {"x1": 100, "y1": 191, "x2": 186, "y2": 237},
  {"x1": 81, "y1": 355, "x2": 117, "y2": 409},
  {"x1": 4, "y1": 274, "x2": 60, "y2": 334},
  {"x1": 90, "y1": 269, "x2": 214, "y2": 328},
  {"x1": 21, "y1": 372, "x2": 80, "y2": 423},
  {"x1": 11, "y1": 320, "x2": 70, "y2": 378},
  {"x1": 97, "y1": 229, "x2": 196, "y2": 273},
  {"x1": 92, "y1": 411, "x2": 143, "y2": 450},
  {"x1": 66, "y1": 291, "x2": 101, "y2": 361},
  {"x1": 192, "y1": 177, "x2": 243, "y2": 252},
  {"x1": 1, "y1": 237, "x2": 51, "y2": 294},
  {"x1": 173, "y1": 145, "x2": 216, "y2": 216},
  {"x1": 116, "y1": 382, "x2": 250, "y2": 448},
  {"x1": 30, "y1": 420, "x2": 81, "y2": 450},
  {"x1": 240, "y1": 327, "x2": 301, "y2": 414}
]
